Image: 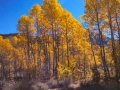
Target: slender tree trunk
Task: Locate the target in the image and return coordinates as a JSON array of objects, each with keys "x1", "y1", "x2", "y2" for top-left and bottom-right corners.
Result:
[
  {"x1": 83, "y1": 41, "x2": 86, "y2": 79},
  {"x1": 51, "y1": 21, "x2": 56, "y2": 76},
  {"x1": 88, "y1": 28, "x2": 97, "y2": 68},
  {"x1": 107, "y1": 3, "x2": 119, "y2": 82},
  {"x1": 94, "y1": 2, "x2": 110, "y2": 78},
  {"x1": 65, "y1": 19, "x2": 69, "y2": 67}
]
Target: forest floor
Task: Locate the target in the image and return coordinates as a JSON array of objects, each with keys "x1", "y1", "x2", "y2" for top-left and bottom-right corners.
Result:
[{"x1": 0, "y1": 78, "x2": 120, "y2": 90}]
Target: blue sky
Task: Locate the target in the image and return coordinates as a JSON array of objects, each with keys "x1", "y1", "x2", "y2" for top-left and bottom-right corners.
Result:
[{"x1": 0, "y1": 0, "x2": 84, "y2": 34}]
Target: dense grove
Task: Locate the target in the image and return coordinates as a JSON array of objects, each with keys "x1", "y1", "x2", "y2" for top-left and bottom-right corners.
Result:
[{"x1": 0, "y1": 0, "x2": 120, "y2": 90}]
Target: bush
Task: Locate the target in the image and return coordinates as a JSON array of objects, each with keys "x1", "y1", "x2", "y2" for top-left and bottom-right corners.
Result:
[
  {"x1": 15, "y1": 80, "x2": 33, "y2": 90},
  {"x1": 91, "y1": 66, "x2": 100, "y2": 83},
  {"x1": 102, "y1": 80, "x2": 120, "y2": 90},
  {"x1": 47, "y1": 77, "x2": 71, "y2": 89},
  {"x1": 0, "y1": 81, "x2": 4, "y2": 90},
  {"x1": 31, "y1": 82, "x2": 49, "y2": 90},
  {"x1": 47, "y1": 78, "x2": 58, "y2": 89},
  {"x1": 2, "y1": 80, "x2": 19, "y2": 90}
]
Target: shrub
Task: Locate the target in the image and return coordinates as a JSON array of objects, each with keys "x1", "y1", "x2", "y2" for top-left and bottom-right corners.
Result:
[
  {"x1": 0, "y1": 81, "x2": 4, "y2": 90},
  {"x1": 47, "y1": 78, "x2": 58, "y2": 89},
  {"x1": 91, "y1": 66, "x2": 100, "y2": 83},
  {"x1": 31, "y1": 82, "x2": 49, "y2": 90},
  {"x1": 15, "y1": 80, "x2": 32, "y2": 90},
  {"x1": 2, "y1": 80, "x2": 19, "y2": 90}
]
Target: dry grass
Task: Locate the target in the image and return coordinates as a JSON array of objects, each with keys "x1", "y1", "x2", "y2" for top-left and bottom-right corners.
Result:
[{"x1": 1, "y1": 78, "x2": 119, "y2": 90}]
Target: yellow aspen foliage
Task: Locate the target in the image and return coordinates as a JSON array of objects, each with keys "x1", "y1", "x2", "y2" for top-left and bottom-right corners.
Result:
[
  {"x1": 29, "y1": 4, "x2": 42, "y2": 17},
  {"x1": 42, "y1": 0, "x2": 63, "y2": 20},
  {"x1": 57, "y1": 56, "x2": 80, "y2": 80},
  {"x1": 0, "y1": 0, "x2": 93, "y2": 80},
  {"x1": 18, "y1": 15, "x2": 36, "y2": 35}
]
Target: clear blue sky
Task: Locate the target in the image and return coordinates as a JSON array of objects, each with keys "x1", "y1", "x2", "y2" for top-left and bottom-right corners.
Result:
[{"x1": 0, "y1": 0, "x2": 84, "y2": 34}]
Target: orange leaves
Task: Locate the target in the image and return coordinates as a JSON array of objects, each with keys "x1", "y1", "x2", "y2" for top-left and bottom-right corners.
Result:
[
  {"x1": 16, "y1": 1, "x2": 92, "y2": 79},
  {"x1": 42, "y1": 0, "x2": 63, "y2": 20},
  {"x1": 29, "y1": 4, "x2": 42, "y2": 17},
  {"x1": 18, "y1": 15, "x2": 34, "y2": 24},
  {"x1": 0, "y1": 36, "x2": 13, "y2": 51},
  {"x1": 118, "y1": 0, "x2": 120, "y2": 3},
  {"x1": 0, "y1": 36, "x2": 18, "y2": 63},
  {"x1": 18, "y1": 15, "x2": 36, "y2": 35}
]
